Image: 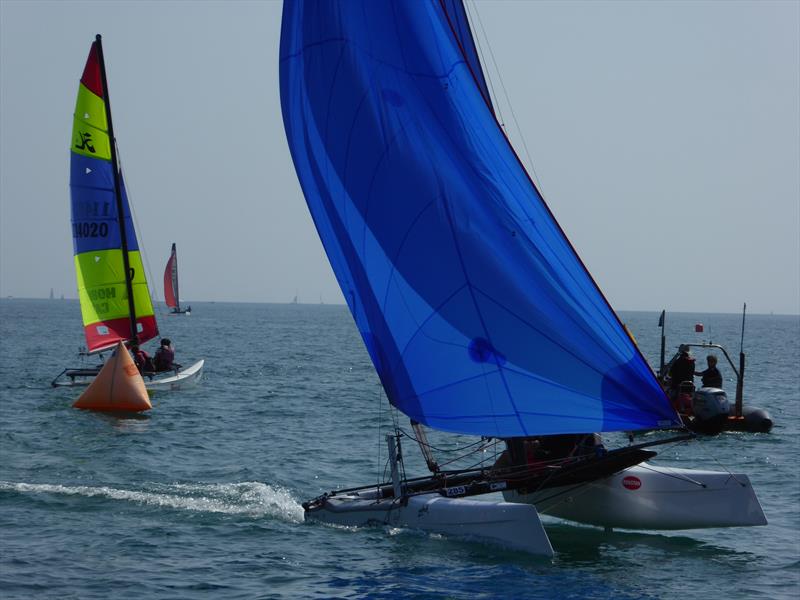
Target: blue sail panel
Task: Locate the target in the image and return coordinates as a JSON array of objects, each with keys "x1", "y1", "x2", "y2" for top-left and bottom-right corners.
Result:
[
  {"x1": 280, "y1": 0, "x2": 681, "y2": 436},
  {"x1": 70, "y1": 153, "x2": 140, "y2": 255},
  {"x1": 440, "y1": 0, "x2": 494, "y2": 114}
]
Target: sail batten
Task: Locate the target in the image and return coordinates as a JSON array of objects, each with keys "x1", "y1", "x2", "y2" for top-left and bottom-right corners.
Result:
[
  {"x1": 70, "y1": 38, "x2": 157, "y2": 352},
  {"x1": 281, "y1": 1, "x2": 680, "y2": 437}
]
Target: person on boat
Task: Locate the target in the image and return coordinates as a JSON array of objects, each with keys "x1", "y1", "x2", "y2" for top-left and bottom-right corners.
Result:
[
  {"x1": 695, "y1": 354, "x2": 723, "y2": 388},
  {"x1": 668, "y1": 345, "x2": 696, "y2": 390},
  {"x1": 153, "y1": 338, "x2": 178, "y2": 372},
  {"x1": 667, "y1": 345, "x2": 696, "y2": 413},
  {"x1": 130, "y1": 343, "x2": 154, "y2": 374},
  {"x1": 492, "y1": 434, "x2": 605, "y2": 474}
]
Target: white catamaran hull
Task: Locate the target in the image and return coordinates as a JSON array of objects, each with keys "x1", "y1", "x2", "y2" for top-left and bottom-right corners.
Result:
[
  {"x1": 53, "y1": 359, "x2": 204, "y2": 391},
  {"x1": 504, "y1": 462, "x2": 767, "y2": 530},
  {"x1": 306, "y1": 491, "x2": 554, "y2": 557},
  {"x1": 143, "y1": 359, "x2": 204, "y2": 391}
]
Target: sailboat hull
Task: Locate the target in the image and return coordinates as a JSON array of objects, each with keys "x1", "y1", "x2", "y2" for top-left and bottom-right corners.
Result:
[
  {"x1": 504, "y1": 463, "x2": 767, "y2": 530},
  {"x1": 52, "y1": 359, "x2": 204, "y2": 391},
  {"x1": 143, "y1": 359, "x2": 204, "y2": 390},
  {"x1": 305, "y1": 491, "x2": 554, "y2": 557}
]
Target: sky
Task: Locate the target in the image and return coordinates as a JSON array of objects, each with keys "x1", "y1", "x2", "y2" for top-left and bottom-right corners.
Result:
[{"x1": 1, "y1": 0, "x2": 798, "y2": 315}]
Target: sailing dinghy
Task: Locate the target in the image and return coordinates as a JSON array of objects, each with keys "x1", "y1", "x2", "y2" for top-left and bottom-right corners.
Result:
[
  {"x1": 280, "y1": 1, "x2": 765, "y2": 556},
  {"x1": 51, "y1": 36, "x2": 203, "y2": 391},
  {"x1": 164, "y1": 243, "x2": 191, "y2": 315}
]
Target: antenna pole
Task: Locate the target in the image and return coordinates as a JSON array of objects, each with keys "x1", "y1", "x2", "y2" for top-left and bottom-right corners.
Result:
[
  {"x1": 658, "y1": 309, "x2": 666, "y2": 379},
  {"x1": 735, "y1": 303, "x2": 746, "y2": 417},
  {"x1": 95, "y1": 34, "x2": 138, "y2": 344}
]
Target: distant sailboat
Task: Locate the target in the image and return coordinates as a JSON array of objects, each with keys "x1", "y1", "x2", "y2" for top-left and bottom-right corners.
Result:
[
  {"x1": 163, "y1": 243, "x2": 191, "y2": 315},
  {"x1": 49, "y1": 288, "x2": 55, "y2": 300},
  {"x1": 52, "y1": 35, "x2": 203, "y2": 390}
]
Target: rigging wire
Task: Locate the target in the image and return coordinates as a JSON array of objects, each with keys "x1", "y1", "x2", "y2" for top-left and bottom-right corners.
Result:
[
  {"x1": 462, "y1": 0, "x2": 506, "y2": 129},
  {"x1": 116, "y1": 151, "x2": 160, "y2": 311},
  {"x1": 464, "y1": 0, "x2": 546, "y2": 194},
  {"x1": 398, "y1": 426, "x2": 486, "y2": 455},
  {"x1": 398, "y1": 426, "x2": 495, "y2": 472}
]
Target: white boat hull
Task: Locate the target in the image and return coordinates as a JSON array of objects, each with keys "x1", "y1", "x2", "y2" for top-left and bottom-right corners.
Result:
[
  {"x1": 504, "y1": 462, "x2": 767, "y2": 530},
  {"x1": 53, "y1": 359, "x2": 204, "y2": 391},
  {"x1": 306, "y1": 491, "x2": 554, "y2": 557},
  {"x1": 143, "y1": 359, "x2": 204, "y2": 390}
]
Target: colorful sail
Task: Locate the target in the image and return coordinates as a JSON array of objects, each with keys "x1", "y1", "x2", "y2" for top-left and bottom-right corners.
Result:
[
  {"x1": 280, "y1": 1, "x2": 681, "y2": 437},
  {"x1": 70, "y1": 38, "x2": 157, "y2": 353},
  {"x1": 163, "y1": 243, "x2": 179, "y2": 310}
]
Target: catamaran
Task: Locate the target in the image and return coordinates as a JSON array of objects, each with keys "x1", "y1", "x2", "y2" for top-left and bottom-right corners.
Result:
[
  {"x1": 280, "y1": 1, "x2": 766, "y2": 556},
  {"x1": 164, "y1": 243, "x2": 191, "y2": 315},
  {"x1": 51, "y1": 35, "x2": 203, "y2": 391}
]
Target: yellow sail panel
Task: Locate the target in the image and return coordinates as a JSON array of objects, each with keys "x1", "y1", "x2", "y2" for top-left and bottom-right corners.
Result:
[
  {"x1": 75, "y1": 249, "x2": 155, "y2": 326},
  {"x1": 72, "y1": 83, "x2": 111, "y2": 161}
]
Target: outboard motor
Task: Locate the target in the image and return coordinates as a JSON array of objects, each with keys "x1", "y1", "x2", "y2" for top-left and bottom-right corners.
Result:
[{"x1": 691, "y1": 388, "x2": 730, "y2": 434}]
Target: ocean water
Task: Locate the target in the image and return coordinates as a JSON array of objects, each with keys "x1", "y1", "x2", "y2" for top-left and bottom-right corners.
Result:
[{"x1": 1, "y1": 299, "x2": 798, "y2": 599}]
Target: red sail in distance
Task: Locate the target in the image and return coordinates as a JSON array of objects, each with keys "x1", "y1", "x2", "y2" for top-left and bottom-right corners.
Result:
[{"x1": 163, "y1": 243, "x2": 179, "y2": 309}]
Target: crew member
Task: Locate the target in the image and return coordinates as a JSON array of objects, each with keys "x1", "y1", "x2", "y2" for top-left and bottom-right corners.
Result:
[
  {"x1": 153, "y1": 338, "x2": 177, "y2": 372},
  {"x1": 696, "y1": 354, "x2": 722, "y2": 388}
]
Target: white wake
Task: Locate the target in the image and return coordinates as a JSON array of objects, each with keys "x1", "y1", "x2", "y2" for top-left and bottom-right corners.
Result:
[{"x1": 0, "y1": 480, "x2": 304, "y2": 522}]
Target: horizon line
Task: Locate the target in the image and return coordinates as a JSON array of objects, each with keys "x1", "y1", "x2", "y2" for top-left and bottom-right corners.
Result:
[{"x1": 1, "y1": 296, "x2": 798, "y2": 317}]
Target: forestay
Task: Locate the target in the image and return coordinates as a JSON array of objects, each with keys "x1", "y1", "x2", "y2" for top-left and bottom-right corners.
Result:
[{"x1": 280, "y1": 0, "x2": 681, "y2": 437}]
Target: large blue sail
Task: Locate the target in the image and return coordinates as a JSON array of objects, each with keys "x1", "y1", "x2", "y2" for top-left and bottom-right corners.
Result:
[{"x1": 280, "y1": 0, "x2": 681, "y2": 437}]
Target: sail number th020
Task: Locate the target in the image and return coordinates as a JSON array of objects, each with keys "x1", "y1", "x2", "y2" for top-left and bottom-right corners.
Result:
[{"x1": 73, "y1": 222, "x2": 109, "y2": 238}]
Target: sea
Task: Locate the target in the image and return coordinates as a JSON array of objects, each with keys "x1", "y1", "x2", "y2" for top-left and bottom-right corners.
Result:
[{"x1": 1, "y1": 299, "x2": 798, "y2": 599}]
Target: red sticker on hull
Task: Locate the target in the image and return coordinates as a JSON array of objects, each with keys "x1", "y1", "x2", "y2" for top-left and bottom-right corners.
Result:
[{"x1": 622, "y1": 476, "x2": 642, "y2": 490}]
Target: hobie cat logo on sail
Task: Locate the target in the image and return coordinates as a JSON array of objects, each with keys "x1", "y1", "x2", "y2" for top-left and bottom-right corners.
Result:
[{"x1": 75, "y1": 132, "x2": 96, "y2": 153}]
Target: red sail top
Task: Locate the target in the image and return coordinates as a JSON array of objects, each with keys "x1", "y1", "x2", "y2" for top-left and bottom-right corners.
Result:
[{"x1": 81, "y1": 42, "x2": 104, "y2": 97}]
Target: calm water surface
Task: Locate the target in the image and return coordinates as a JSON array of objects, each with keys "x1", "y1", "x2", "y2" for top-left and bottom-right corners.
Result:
[{"x1": 1, "y1": 299, "x2": 798, "y2": 598}]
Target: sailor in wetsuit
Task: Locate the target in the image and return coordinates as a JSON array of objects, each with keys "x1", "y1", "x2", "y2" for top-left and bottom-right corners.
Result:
[
  {"x1": 696, "y1": 354, "x2": 722, "y2": 388},
  {"x1": 130, "y1": 343, "x2": 153, "y2": 374},
  {"x1": 153, "y1": 338, "x2": 178, "y2": 372},
  {"x1": 668, "y1": 345, "x2": 696, "y2": 393},
  {"x1": 667, "y1": 345, "x2": 696, "y2": 413}
]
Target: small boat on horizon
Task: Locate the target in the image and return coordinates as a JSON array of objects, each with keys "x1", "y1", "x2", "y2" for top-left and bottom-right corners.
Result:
[{"x1": 164, "y1": 243, "x2": 191, "y2": 315}]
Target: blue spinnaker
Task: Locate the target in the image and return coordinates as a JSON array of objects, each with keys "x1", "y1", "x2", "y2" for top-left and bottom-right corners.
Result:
[
  {"x1": 440, "y1": 0, "x2": 494, "y2": 115},
  {"x1": 280, "y1": 0, "x2": 681, "y2": 437}
]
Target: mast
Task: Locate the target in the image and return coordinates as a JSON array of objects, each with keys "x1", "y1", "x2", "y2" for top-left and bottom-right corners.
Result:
[
  {"x1": 94, "y1": 34, "x2": 138, "y2": 344},
  {"x1": 658, "y1": 310, "x2": 666, "y2": 378}
]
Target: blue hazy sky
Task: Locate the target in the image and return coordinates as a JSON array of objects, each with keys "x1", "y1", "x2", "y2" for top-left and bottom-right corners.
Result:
[{"x1": 1, "y1": 0, "x2": 798, "y2": 314}]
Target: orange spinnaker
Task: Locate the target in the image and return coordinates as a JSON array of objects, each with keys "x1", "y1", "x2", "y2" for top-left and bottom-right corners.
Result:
[{"x1": 73, "y1": 341, "x2": 151, "y2": 412}]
